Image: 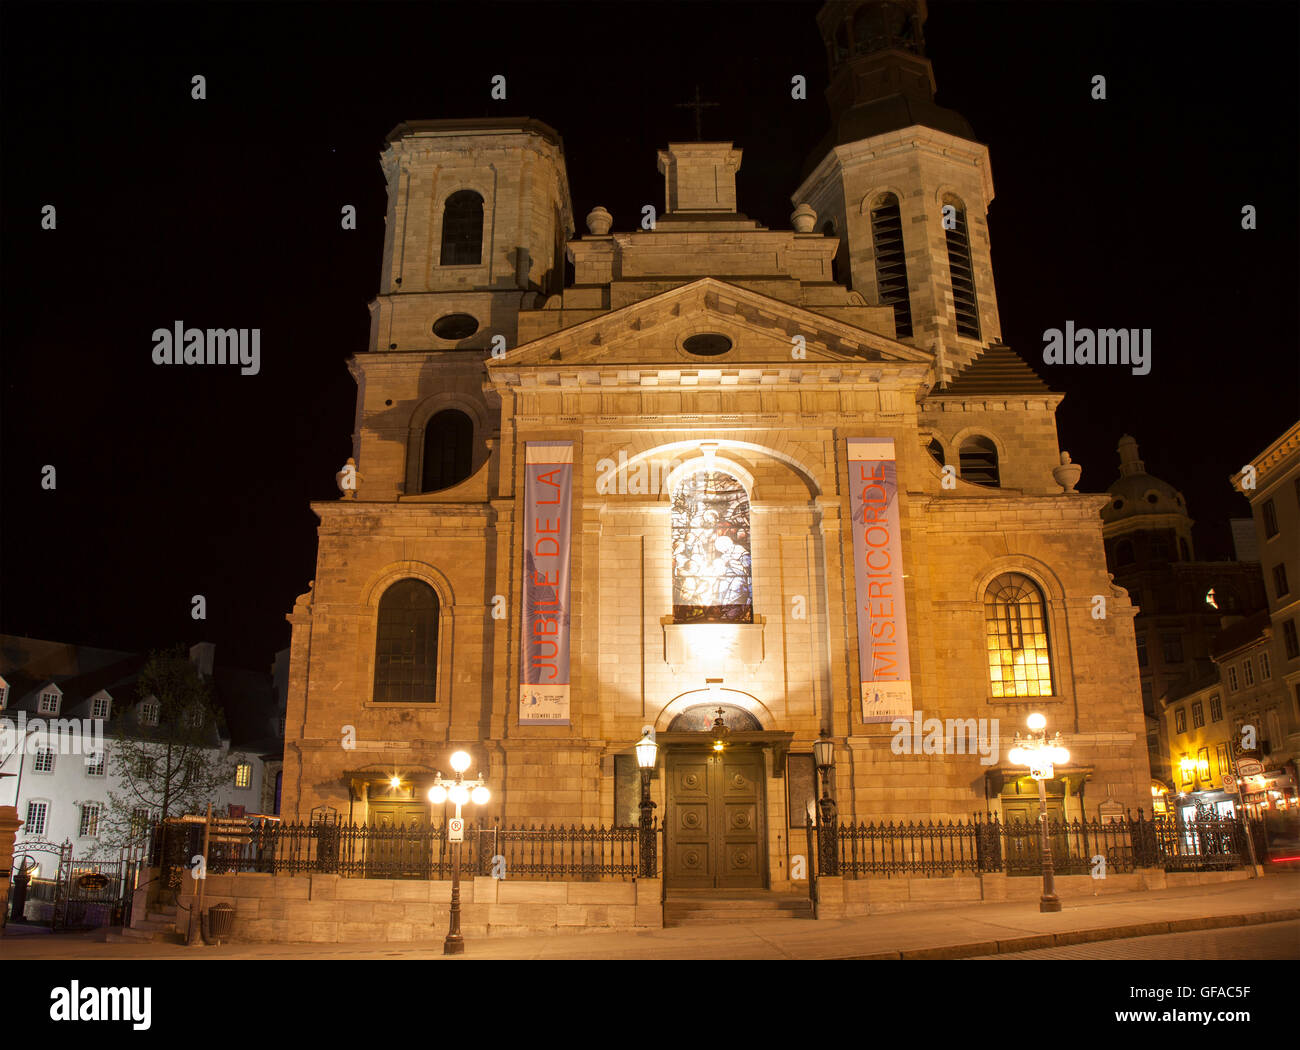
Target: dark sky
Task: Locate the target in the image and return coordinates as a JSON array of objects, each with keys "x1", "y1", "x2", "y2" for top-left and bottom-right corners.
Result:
[{"x1": 2, "y1": 1, "x2": 1296, "y2": 671}]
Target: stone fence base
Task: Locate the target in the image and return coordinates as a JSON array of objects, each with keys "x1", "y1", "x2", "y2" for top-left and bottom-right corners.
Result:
[
  {"x1": 173, "y1": 874, "x2": 662, "y2": 944},
  {"x1": 815, "y1": 867, "x2": 1253, "y2": 918}
]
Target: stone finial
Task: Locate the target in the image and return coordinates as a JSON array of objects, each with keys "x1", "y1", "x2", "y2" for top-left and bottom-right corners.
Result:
[
  {"x1": 1052, "y1": 450, "x2": 1082, "y2": 493},
  {"x1": 585, "y1": 206, "x2": 613, "y2": 235},
  {"x1": 1117, "y1": 434, "x2": 1145, "y2": 476},
  {"x1": 336, "y1": 457, "x2": 362, "y2": 500},
  {"x1": 791, "y1": 203, "x2": 817, "y2": 233}
]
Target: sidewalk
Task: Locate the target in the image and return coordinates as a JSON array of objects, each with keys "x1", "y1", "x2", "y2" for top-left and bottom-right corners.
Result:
[{"x1": 3, "y1": 873, "x2": 1297, "y2": 960}]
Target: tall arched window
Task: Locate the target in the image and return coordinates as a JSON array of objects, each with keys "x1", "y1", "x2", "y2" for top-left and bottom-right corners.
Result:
[
  {"x1": 943, "y1": 194, "x2": 981, "y2": 340},
  {"x1": 373, "y1": 579, "x2": 439, "y2": 702},
  {"x1": 440, "y1": 190, "x2": 484, "y2": 266},
  {"x1": 869, "y1": 192, "x2": 912, "y2": 337},
  {"x1": 421, "y1": 409, "x2": 474, "y2": 492},
  {"x1": 671, "y1": 470, "x2": 753, "y2": 624},
  {"x1": 984, "y1": 573, "x2": 1055, "y2": 698},
  {"x1": 959, "y1": 435, "x2": 1000, "y2": 487}
]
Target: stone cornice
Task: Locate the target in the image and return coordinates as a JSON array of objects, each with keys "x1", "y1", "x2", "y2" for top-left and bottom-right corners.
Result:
[
  {"x1": 794, "y1": 125, "x2": 994, "y2": 208},
  {"x1": 503, "y1": 364, "x2": 931, "y2": 389},
  {"x1": 921, "y1": 394, "x2": 1064, "y2": 412},
  {"x1": 1233, "y1": 420, "x2": 1300, "y2": 494}
]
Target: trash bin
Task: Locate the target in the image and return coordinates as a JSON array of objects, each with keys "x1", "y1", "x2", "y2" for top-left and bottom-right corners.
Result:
[{"x1": 207, "y1": 902, "x2": 236, "y2": 945}]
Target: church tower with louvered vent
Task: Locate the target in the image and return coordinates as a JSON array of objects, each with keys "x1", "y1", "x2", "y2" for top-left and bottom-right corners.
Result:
[{"x1": 794, "y1": 0, "x2": 1002, "y2": 380}]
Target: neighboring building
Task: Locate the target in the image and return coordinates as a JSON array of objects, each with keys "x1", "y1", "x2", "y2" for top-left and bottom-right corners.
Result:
[
  {"x1": 1232, "y1": 420, "x2": 1300, "y2": 818},
  {"x1": 1101, "y1": 435, "x2": 1268, "y2": 784},
  {"x1": 1160, "y1": 673, "x2": 1233, "y2": 820},
  {"x1": 0, "y1": 636, "x2": 282, "y2": 858},
  {"x1": 280, "y1": 0, "x2": 1153, "y2": 905}
]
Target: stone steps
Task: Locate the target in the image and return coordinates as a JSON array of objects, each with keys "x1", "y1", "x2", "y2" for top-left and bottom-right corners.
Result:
[{"x1": 663, "y1": 893, "x2": 814, "y2": 926}]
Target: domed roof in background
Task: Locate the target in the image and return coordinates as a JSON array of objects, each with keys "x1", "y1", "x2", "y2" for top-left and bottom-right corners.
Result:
[{"x1": 1100, "y1": 435, "x2": 1190, "y2": 525}]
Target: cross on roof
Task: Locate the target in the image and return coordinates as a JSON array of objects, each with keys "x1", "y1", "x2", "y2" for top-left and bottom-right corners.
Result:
[{"x1": 675, "y1": 85, "x2": 720, "y2": 141}]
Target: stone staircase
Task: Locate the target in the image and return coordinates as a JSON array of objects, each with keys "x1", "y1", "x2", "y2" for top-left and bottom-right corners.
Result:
[
  {"x1": 663, "y1": 889, "x2": 814, "y2": 927},
  {"x1": 98, "y1": 902, "x2": 185, "y2": 944}
]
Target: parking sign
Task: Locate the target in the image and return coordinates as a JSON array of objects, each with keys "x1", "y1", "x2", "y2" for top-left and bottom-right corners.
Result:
[{"x1": 448, "y1": 817, "x2": 464, "y2": 842}]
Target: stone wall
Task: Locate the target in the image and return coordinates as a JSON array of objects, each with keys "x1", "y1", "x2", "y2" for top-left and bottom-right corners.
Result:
[{"x1": 176, "y1": 874, "x2": 662, "y2": 944}]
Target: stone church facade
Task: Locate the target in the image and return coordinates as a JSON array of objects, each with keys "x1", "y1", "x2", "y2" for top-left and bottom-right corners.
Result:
[{"x1": 281, "y1": 0, "x2": 1151, "y2": 893}]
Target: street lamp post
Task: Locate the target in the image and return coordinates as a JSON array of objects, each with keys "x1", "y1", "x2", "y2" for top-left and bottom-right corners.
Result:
[
  {"x1": 427, "y1": 751, "x2": 489, "y2": 956},
  {"x1": 812, "y1": 734, "x2": 839, "y2": 877},
  {"x1": 635, "y1": 728, "x2": 658, "y2": 878},
  {"x1": 1007, "y1": 713, "x2": 1070, "y2": 914}
]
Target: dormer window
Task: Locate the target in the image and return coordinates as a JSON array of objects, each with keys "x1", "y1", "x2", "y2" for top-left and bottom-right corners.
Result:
[
  {"x1": 91, "y1": 696, "x2": 110, "y2": 719},
  {"x1": 39, "y1": 690, "x2": 60, "y2": 715},
  {"x1": 140, "y1": 701, "x2": 160, "y2": 727}
]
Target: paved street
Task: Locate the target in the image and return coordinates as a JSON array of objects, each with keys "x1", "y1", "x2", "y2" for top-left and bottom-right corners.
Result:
[
  {"x1": 972, "y1": 919, "x2": 1299, "y2": 959},
  {"x1": 2, "y1": 873, "x2": 1297, "y2": 960}
]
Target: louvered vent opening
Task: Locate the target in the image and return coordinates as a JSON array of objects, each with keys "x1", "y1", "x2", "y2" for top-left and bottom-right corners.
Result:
[
  {"x1": 959, "y1": 437, "x2": 1000, "y2": 487},
  {"x1": 944, "y1": 202, "x2": 981, "y2": 340},
  {"x1": 870, "y1": 195, "x2": 912, "y2": 338}
]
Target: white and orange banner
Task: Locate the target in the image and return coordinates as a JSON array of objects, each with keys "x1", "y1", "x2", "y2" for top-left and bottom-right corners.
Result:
[
  {"x1": 520, "y1": 441, "x2": 572, "y2": 724},
  {"x1": 847, "y1": 438, "x2": 913, "y2": 723}
]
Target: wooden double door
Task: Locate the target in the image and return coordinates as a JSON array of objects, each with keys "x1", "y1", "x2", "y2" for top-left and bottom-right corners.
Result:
[{"x1": 666, "y1": 749, "x2": 766, "y2": 889}]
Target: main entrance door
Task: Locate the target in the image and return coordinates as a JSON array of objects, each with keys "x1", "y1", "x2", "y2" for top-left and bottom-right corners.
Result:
[{"x1": 666, "y1": 749, "x2": 766, "y2": 888}]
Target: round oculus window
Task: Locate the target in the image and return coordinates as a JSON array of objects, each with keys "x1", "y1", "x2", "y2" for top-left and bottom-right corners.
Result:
[
  {"x1": 432, "y1": 313, "x2": 479, "y2": 340},
  {"x1": 682, "y1": 333, "x2": 733, "y2": 356}
]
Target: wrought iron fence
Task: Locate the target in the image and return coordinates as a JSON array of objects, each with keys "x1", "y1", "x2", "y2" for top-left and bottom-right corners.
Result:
[
  {"x1": 150, "y1": 818, "x2": 643, "y2": 882},
  {"x1": 828, "y1": 810, "x2": 1252, "y2": 879}
]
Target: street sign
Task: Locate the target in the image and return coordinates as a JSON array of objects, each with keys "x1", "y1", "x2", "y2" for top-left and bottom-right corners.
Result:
[
  {"x1": 1237, "y1": 759, "x2": 1264, "y2": 777},
  {"x1": 77, "y1": 872, "x2": 111, "y2": 891},
  {"x1": 1222, "y1": 774, "x2": 1237, "y2": 793},
  {"x1": 448, "y1": 817, "x2": 464, "y2": 843}
]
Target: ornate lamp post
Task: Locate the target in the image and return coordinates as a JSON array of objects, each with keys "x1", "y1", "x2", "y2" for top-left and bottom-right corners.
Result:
[
  {"x1": 812, "y1": 734, "x2": 839, "y2": 877},
  {"x1": 635, "y1": 728, "x2": 659, "y2": 878},
  {"x1": 427, "y1": 750, "x2": 489, "y2": 956},
  {"x1": 1007, "y1": 713, "x2": 1070, "y2": 913}
]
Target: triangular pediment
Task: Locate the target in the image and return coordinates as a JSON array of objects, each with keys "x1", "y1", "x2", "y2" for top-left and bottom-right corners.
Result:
[{"x1": 493, "y1": 278, "x2": 933, "y2": 372}]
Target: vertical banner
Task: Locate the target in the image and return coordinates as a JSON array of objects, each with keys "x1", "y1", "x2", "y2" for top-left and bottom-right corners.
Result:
[
  {"x1": 520, "y1": 441, "x2": 572, "y2": 724},
  {"x1": 847, "y1": 438, "x2": 913, "y2": 723}
]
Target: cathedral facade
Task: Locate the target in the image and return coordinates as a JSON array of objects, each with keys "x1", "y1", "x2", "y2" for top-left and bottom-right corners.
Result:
[{"x1": 281, "y1": 0, "x2": 1152, "y2": 893}]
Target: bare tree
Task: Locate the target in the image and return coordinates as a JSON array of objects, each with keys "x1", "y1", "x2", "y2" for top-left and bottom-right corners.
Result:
[{"x1": 96, "y1": 648, "x2": 234, "y2": 855}]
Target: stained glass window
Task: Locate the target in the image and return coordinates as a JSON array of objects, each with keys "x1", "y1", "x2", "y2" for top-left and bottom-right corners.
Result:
[
  {"x1": 984, "y1": 572, "x2": 1054, "y2": 698},
  {"x1": 671, "y1": 470, "x2": 753, "y2": 623}
]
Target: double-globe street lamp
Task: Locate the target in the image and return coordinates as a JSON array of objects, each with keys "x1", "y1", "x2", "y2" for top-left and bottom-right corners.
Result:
[
  {"x1": 427, "y1": 750, "x2": 489, "y2": 955},
  {"x1": 1007, "y1": 713, "x2": 1070, "y2": 913}
]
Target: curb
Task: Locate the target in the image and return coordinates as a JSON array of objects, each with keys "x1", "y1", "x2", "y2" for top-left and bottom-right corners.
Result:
[{"x1": 835, "y1": 908, "x2": 1300, "y2": 960}]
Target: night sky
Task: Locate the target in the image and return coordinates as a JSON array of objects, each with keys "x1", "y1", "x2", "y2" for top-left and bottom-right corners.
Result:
[{"x1": 2, "y1": 1, "x2": 1296, "y2": 672}]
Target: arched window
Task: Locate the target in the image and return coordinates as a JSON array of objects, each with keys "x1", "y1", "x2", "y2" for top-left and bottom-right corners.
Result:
[
  {"x1": 984, "y1": 573, "x2": 1055, "y2": 698},
  {"x1": 1115, "y1": 539, "x2": 1135, "y2": 566},
  {"x1": 439, "y1": 190, "x2": 484, "y2": 266},
  {"x1": 959, "y1": 435, "x2": 1000, "y2": 487},
  {"x1": 671, "y1": 470, "x2": 753, "y2": 624},
  {"x1": 373, "y1": 579, "x2": 439, "y2": 702},
  {"x1": 870, "y1": 192, "x2": 912, "y2": 337},
  {"x1": 943, "y1": 195, "x2": 981, "y2": 340},
  {"x1": 421, "y1": 409, "x2": 474, "y2": 492},
  {"x1": 853, "y1": 4, "x2": 887, "y2": 54}
]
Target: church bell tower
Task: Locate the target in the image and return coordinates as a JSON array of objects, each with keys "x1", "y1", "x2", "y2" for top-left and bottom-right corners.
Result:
[{"x1": 794, "y1": 0, "x2": 1002, "y2": 380}]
